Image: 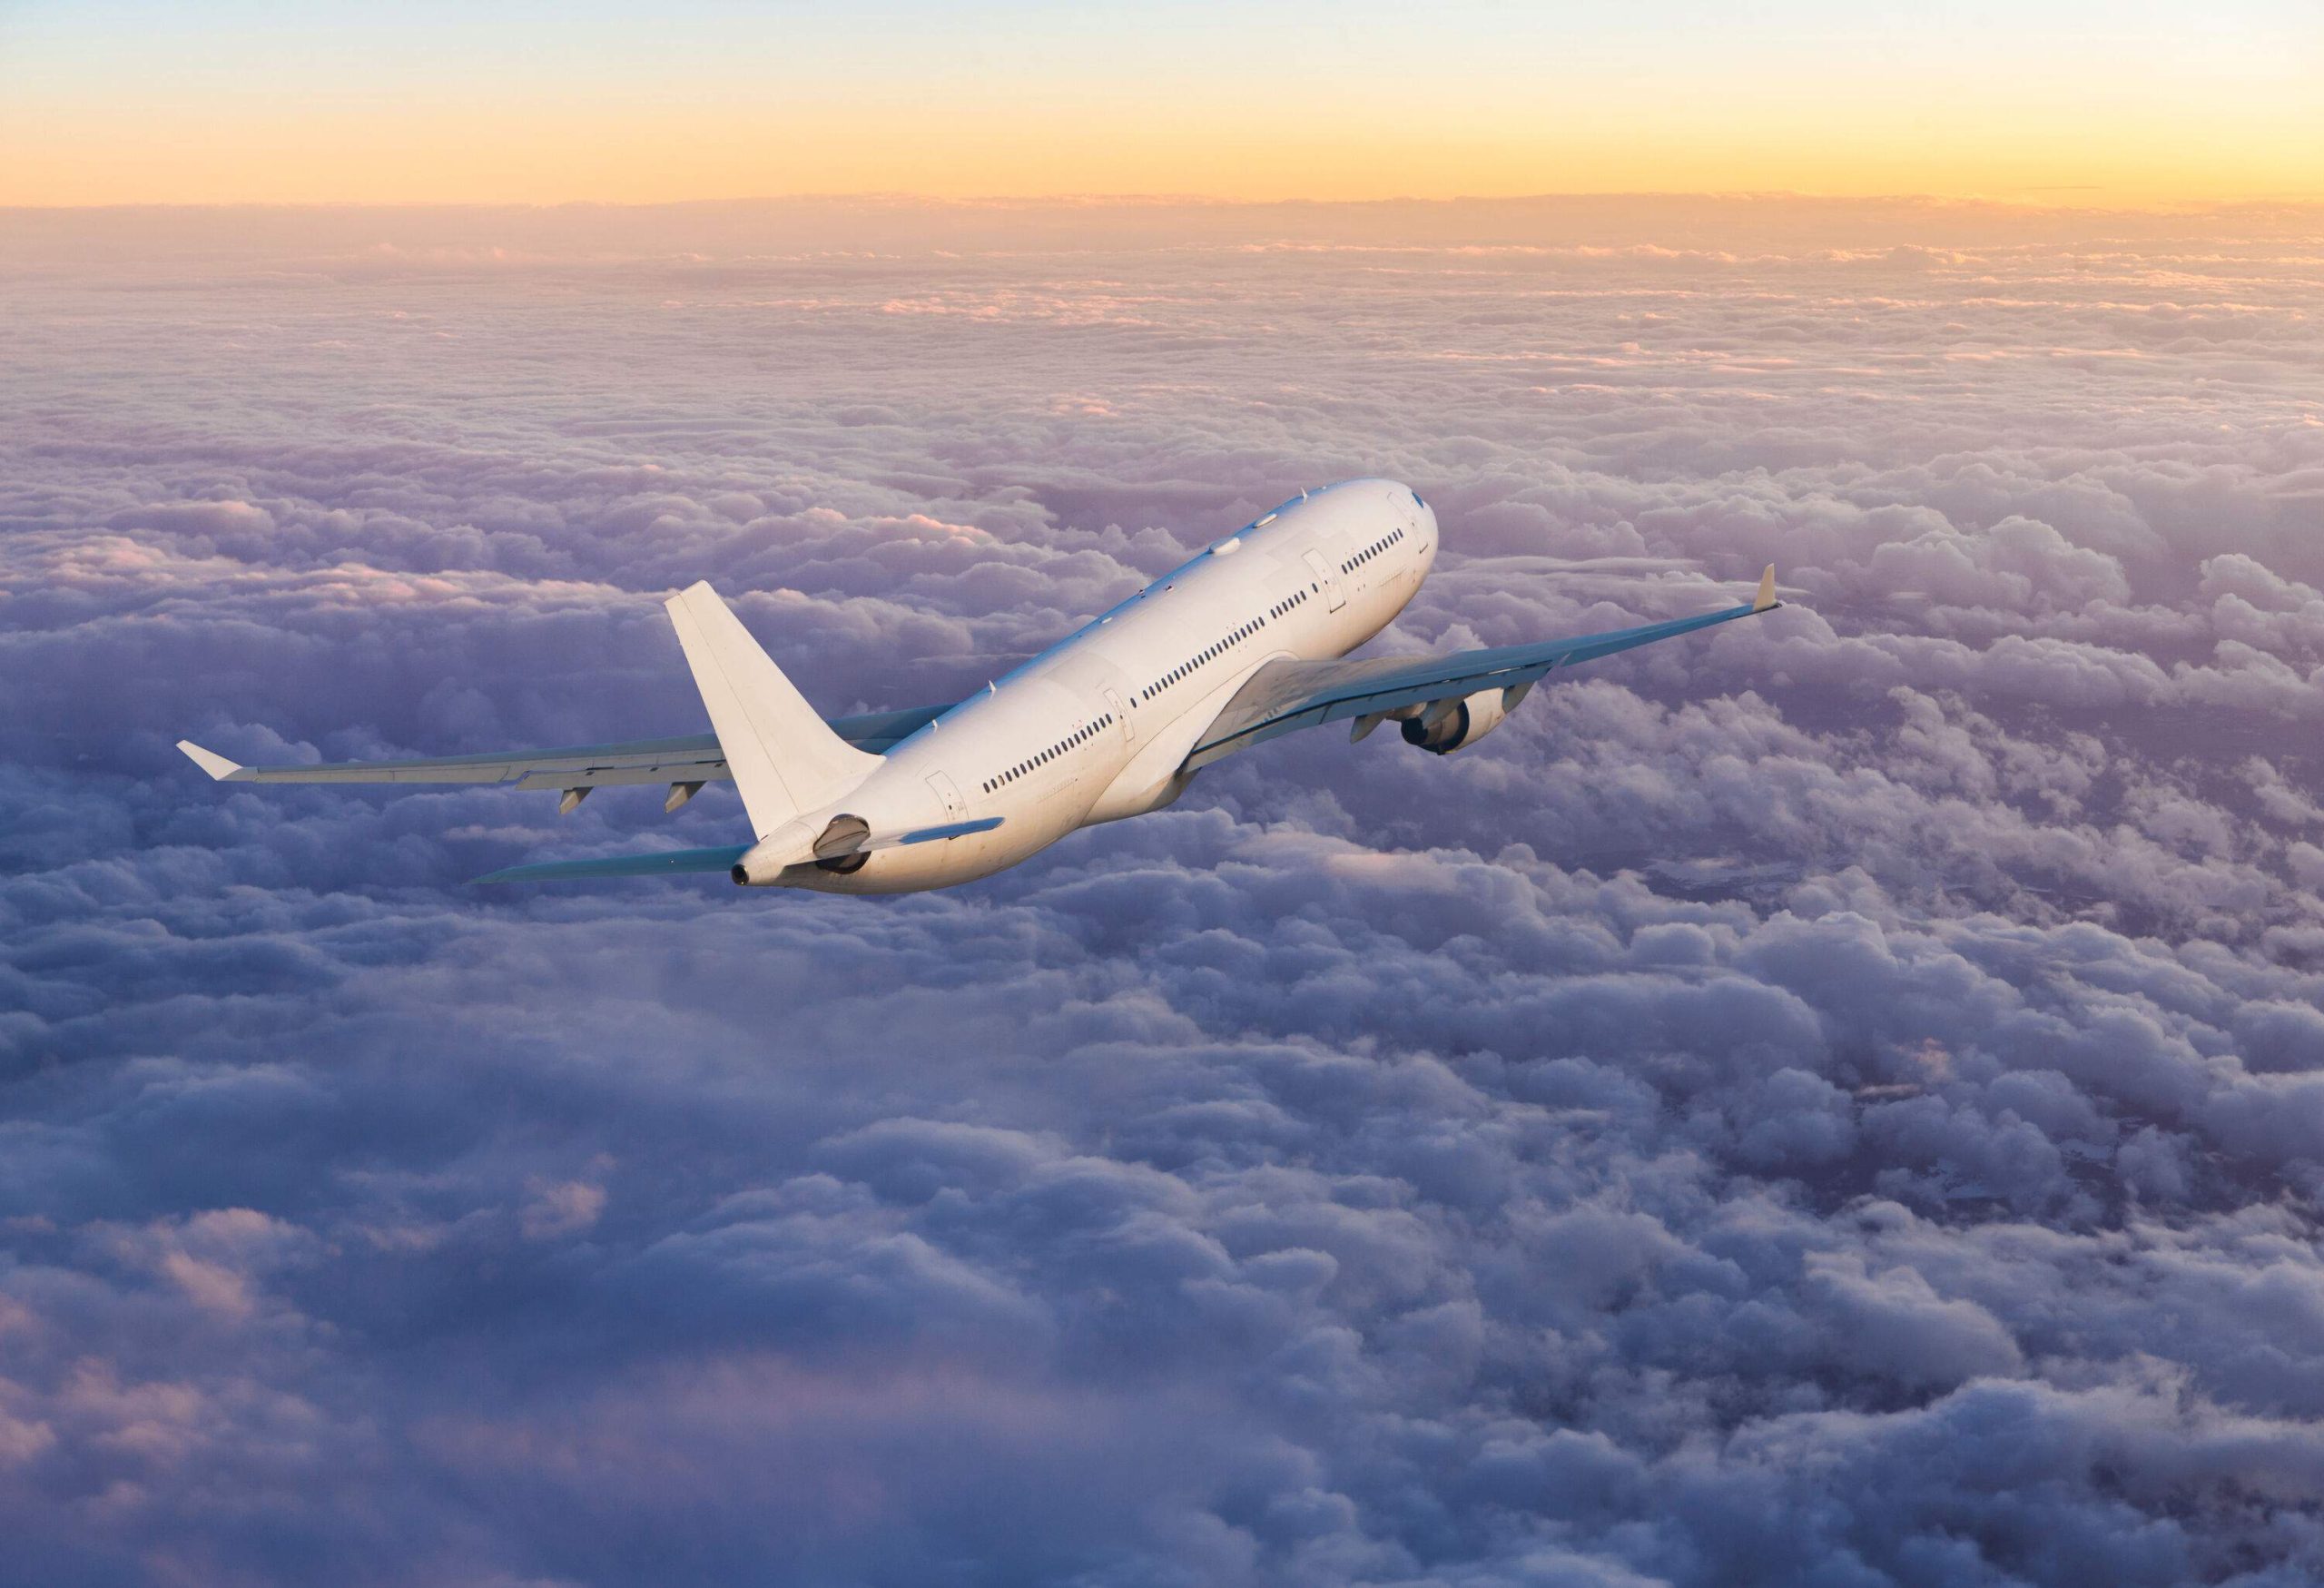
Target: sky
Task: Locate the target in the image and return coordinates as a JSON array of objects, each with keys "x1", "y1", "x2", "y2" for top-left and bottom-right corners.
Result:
[
  {"x1": 3, "y1": 1, "x2": 2323, "y2": 205},
  {"x1": 4, "y1": 194, "x2": 2324, "y2": 1584}
]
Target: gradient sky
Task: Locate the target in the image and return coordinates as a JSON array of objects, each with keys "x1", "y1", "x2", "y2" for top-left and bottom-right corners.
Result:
[{"x1": 4, "y1": 0, "x2": 2320, "y2": 205}]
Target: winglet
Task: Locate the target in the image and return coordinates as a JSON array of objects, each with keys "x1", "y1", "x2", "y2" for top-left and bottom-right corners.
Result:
[
  {"x1": 176, "y1": 740, "x2": 244, "y2": 781},
  {"x1": 1753, "y1": 564, "x2": 1779, "y2": 612}
]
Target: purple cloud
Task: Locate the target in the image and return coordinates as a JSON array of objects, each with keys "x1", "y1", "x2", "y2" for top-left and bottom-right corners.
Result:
[{"x1": 3, "y1": 196, "x2": 2323, "y2": 1585}]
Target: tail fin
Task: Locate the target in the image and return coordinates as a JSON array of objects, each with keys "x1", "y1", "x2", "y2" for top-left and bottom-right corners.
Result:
[{"x1": 665, "y1": 582, "x2": 880, "y2": 837}]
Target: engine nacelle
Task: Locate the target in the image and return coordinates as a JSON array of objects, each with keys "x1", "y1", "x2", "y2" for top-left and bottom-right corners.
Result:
[{"x1": 1401, "y1": 686, "x2": 1519, "y2": 755}]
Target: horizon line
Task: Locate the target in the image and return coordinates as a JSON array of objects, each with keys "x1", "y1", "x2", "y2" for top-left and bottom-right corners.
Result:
[{"x1": 9, "y1": 189, "x2": 2324, "y2": 217}]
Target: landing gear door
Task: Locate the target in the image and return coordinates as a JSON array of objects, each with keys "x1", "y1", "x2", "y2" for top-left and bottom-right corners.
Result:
[
  {"x1": 1303, "y1": 548, "x2": 1346, "y2": 612},
  {"x1": 1102, "y1": 687, "x2": 1133, "y2": 742},
  {"x1": 926, "y1": 771, "x2": 965, "y2": 818}
]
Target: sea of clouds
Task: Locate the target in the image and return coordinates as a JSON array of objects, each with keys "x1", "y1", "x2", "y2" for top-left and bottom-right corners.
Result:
[{"x1": 4, "y1": 196, "x2": 2323, "y2": 1586}]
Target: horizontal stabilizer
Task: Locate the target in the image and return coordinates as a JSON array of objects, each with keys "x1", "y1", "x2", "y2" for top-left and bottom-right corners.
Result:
[
  {"x1": 474, "y1": 844, "x2": 751, "y2": 884},
  {"x1": 892, "y1": 816, "x2": 1002, "y2": 847},
  {"x1": 481, "y1": 817, "x2": 1002, "y2": 887}
]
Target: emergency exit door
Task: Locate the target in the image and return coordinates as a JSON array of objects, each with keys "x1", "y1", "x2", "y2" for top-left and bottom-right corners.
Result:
[{"x1": 1303, "y1": 548, "x2": 1346, "y2": 611}]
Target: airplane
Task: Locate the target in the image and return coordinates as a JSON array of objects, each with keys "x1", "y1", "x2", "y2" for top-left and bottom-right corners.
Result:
[{"x1": 179, "y1": 478, "x2": 1781, "y2": 894}]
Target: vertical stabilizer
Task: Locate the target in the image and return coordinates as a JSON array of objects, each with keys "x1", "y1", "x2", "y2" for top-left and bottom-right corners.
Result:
[{"x1": 665, "y1": 582, "x2": 881, "y2": 837}]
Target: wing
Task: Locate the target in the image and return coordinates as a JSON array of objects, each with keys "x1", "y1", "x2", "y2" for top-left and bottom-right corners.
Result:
[
  {"x1": 1186, "y1": 566, "x2": 1780, "y2": 772},
  {"x1": 176, "y1": 705, "x2": 946, "y2": 804}
]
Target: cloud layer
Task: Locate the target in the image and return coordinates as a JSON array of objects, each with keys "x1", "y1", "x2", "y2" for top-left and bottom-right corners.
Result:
[{"x1": 4, "y1": 198, "x2": 2323, "y2": 1586}]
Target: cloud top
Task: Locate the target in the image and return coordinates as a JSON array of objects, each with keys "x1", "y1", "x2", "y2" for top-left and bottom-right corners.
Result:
[{"x1": 3, "y1": 199, "x2": 2322, "y2": 1585}]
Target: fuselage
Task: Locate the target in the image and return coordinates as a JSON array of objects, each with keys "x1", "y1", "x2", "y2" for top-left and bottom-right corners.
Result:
[{"x1": 772, "y1": 478, "x2": 1438, "y2": 893}]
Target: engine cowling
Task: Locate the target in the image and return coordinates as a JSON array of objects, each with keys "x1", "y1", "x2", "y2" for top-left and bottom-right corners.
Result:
[{"x1": 1401, "y1": 687, "x2": 1515, "y2": 755}]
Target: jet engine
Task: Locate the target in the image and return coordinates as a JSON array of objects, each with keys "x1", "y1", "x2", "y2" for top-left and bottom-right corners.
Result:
[{"x1": 1400, "y1": 685, "x2": 1528, "y2": 755}]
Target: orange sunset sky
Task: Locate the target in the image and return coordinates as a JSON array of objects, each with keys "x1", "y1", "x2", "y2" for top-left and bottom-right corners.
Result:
[{"x1": 3, "y1": 1, "x2": 2319, "y2": 207}]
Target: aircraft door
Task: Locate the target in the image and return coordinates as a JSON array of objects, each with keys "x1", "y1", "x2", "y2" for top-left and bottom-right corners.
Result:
[
  {"x1": 1303, "y1": 548, "x2": 1346, "y2": 612},
  {"x1": 1102, "y1": 687, "x2": 1133, "y2": 742},
  {"x1": 926, "y1": 771, "x2": 965, "y2": 817}
]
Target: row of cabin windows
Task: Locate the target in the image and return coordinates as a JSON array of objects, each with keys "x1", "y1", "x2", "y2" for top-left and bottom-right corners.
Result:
[
  {"x1": 1268, "y1": 587, "x2": 1311, "y2": 621},
  {"x1": 983, "y1": 714, "x2": 1114, "y2": 794},
  {"x1": 1342, "y1": 524, "x2": 1409, "y2": 575},
  {"x1": 1139, "y1": 608, "x2": 1275, "y2": 703}
]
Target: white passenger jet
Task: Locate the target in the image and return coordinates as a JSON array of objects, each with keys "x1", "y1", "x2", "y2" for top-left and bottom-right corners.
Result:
[{"x1": 180, "y1": 479, "x2": 1779, "y2": 893}]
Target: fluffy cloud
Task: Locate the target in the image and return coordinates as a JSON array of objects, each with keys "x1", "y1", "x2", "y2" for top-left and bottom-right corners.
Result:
[{"x1": 3, "y1": 196, "x2": 2322, "y2": 1585}]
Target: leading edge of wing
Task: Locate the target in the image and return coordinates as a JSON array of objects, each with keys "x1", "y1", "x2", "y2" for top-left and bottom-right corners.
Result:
[
  {"x1": 1188, "y1": 573, "x2": 1782, "y2": 771},
  {"x1": 174, "y1": 705, "x2": 949, "y2": 789},
  {"x1": 177, "y1": 732, "x2": 728, "y2": 786}
]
